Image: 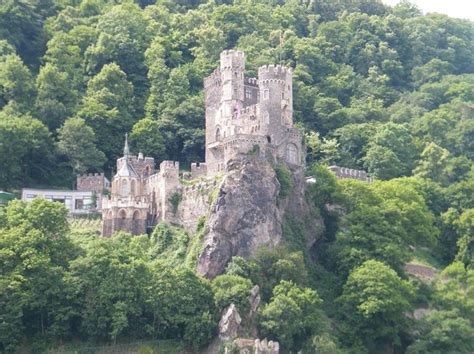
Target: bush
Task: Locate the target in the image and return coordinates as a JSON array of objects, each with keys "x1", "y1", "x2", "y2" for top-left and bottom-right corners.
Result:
[
  {"x1": 274, "y1": 163, "x2": 293, "y2": 198},
  {"x1": 212, "y1": 275, "x2": 253, "y2": 315}
]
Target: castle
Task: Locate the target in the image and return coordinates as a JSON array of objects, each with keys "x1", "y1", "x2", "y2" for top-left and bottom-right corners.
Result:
[{"x1": 101, "y1": 50, "x2": 303, "y2": 236}]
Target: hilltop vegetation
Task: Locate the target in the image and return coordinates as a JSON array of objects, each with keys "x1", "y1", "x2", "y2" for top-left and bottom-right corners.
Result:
[{"x1": 0, "y1": 0, "x2": 473, "y2": 353}]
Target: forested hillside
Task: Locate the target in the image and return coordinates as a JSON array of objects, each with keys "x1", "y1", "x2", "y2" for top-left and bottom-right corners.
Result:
[{"x1": 0, "y1": 0, "x2": 473, "y2": 353}]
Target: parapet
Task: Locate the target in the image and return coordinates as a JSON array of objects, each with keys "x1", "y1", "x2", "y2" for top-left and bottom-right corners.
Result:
[
  {"x1": 329, "y1": 166, "x2": 373, "y2": 183},
  {"x1": 258, "y1": 64, "x2": 292, "y2": 81},
  {"x1": 77, "y1": 173, "x2": 108, "y2": 193},
  {"x1": 220, "y1": 49, "x2": 245, "y2": 70},
  {"x1": 244, "y1": 77, "x2": 258, "y2": 86},
  {"x1": 204, "y1": 68, "x2": 221, "y2": 88},
  {"x1": 160, "y1": 160, "x2": 179, "y2": 171},
  {"x1": 191, "y1": 162, "x2": 207, "y2": 179}
]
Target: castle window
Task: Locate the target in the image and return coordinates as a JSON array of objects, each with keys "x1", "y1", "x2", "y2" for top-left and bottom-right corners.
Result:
[
  {"x1": 216, "y1": 127, "x2": 222, "y2": 141},
  {"x1": 121, "y1": 179, "x2": 128, "y2": 195},
  {"x1": 281, "y1": 92, "x2": 285, "y2": 99},
  {"x1": 133, "y1": 210, "x2": 140, "y2": 220},
  {"x1": 286, "y1": 144, "x2": 298, "y2": 164},
  {"x1": 75, "y1": 199, "x2": 84, "y2": 210},
  {"x1": 263, "y1": 89, "x2": 269, "y2": 100}
]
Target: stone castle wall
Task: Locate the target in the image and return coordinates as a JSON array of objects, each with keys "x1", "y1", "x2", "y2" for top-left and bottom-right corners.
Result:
[
  {"x1": 174, "y1": 178, "x2": 221, "y2": 234},
  {"x1": 77, "y1": 173, "x2": 107, "y2": 193}
]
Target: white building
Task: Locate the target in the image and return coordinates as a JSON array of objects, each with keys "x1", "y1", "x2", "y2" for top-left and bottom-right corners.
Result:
[{"x1": 21, "y1": 188, "x2": 102, "y2": 214}]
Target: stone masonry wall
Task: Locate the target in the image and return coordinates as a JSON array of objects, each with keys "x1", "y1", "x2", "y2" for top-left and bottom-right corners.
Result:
[
  {"x1": 77, "y1": 173, "x2": 106, "y2": 193},
  {"x1": 173, "y1": 178, "x2": 221, "y2": 234}
]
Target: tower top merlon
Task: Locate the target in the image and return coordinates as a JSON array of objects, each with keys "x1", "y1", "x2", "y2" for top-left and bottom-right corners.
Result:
[
  {"x1": 220, "y1": 50, "x2": 245, "y2": 70},
  {"x1": 258, "y1": 64, "x2": 292, "y2": 81}
]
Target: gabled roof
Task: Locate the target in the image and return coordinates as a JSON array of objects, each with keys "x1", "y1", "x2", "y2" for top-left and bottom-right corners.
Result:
[{"x1": 115, "y1": 158, "x2": 138, "y2": 178}]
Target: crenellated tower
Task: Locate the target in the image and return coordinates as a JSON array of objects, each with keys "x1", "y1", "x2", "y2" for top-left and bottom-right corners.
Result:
[
  {"x1": 258, "y1": 64, "x2": 293, "y2": 145},
  {"x1": 204, "y1": 50, "x2": 302, "y2": 176}
]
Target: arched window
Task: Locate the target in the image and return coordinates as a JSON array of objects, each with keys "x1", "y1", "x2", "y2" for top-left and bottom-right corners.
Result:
[
  {"x1": 216, "y1": 127, "x2": 222, "y2": 141},
  {"x1": 286, "y1": 144, "x2": 298, "y2": 164},
  {"x1": 263, "y1": 89, "x2": 269, "y2": 100},
  {"x1": 131, "y1": 180, "x2": 136, "y2": 195},
  {"x1": 132, "y1": 210, "x2": 140, "y2": 220},
  {"x1": 119, "y1": 209, "x2": 127, "y2": 219},
  {"x1": 120, "y1": 179, "x2": 128, "y2": 195}
]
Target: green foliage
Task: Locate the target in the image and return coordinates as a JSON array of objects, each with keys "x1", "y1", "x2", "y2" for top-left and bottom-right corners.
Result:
[
  {"x1": 0, "y1": 1, "x2": 473, "y2": 351},
  {"x1": 211, "y1": 275, "x2": 253, "y2": 315},
  {"x1": 337, "y1": 260, "x2": 414, "y2": 352},
  {"x1": 407, "y1": 310, "x2": 473, "y2": 354},
  {"x1": 185, "y1": 216, "x2": 207, "y2": 268},
  {"x1": 0, "y1": 198, "x2": 76, "y2": 351},
  {"x1": 130, "y1": 118, "x2": 166, "y2": 162},
  {"x1": 433, "y1": 262, "x2": 474, "y2": 322},
  {"x1": 253, "y1": 247, "x2": 308, "y2": 302},
  {"x1": 259, "y1": 280, "x2": 324, "y2": 351},
  {"x1": 149, "y1": 222, "x2": 189, "y2": 266},
  {"x1": 168, "y1": 192, "x2": 182, "y2": 215},
  {"x1": 56, "y1": 117, "x2": 106, "y2": 174},
  {"x1": 274, "y1": 163, "x2": 293, "y2": 198}
]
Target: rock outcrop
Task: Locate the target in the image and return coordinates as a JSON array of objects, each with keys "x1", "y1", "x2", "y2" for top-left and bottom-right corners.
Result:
[
  {"x1": 219, "y1": 304, "x2": 242, "y2": 341},
  {"x1": 197, "y1": 155, "x2": 323, "y2": 279},
  {"x1": 197, "y1": 156, "x2": 282, "y2": 278}
]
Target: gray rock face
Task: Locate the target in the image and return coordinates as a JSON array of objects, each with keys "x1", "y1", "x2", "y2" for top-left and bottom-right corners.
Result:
[
  {"x1": 197, "y1": 155, "x2": 324, "y2": 279},
  {"x1": 219, "y1": 304, "x2": 242, "y2": 341},
  {"x1": 248, "y1": 285, "x2": 261, "y2": 316},
  {"x1": 197, "y1": 157, "x2": 282, "y2": 279}
]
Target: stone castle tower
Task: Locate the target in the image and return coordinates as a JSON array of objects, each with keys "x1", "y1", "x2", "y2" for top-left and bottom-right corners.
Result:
[
  {"x1": 204, "y1": 50, "x2": 302, "y2": 175},
  {"x1": 101, "y1": 50, "x2": 303, "y2": 236}
]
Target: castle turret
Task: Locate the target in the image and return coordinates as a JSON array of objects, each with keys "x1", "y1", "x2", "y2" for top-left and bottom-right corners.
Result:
[
  {"x1": 258, "y1": 65, "x2": 293, "y2": 144},
  {"x1": 220, "y1": 50, "x2": 245, "y2": 104}
]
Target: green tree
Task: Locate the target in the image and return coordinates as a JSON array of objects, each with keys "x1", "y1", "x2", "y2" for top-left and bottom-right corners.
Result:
[
  {"x1": 78, "y1": 62, "x2": 134, "y2": 166},
  {"x1": 0, "y1": 54, "x2": 35, "y2": 112},
  {"x1": 338, "y1": 260, "x2": 413, "y2": 352},
  {"x1": 129, "y1": 118, "x2": 166, "y2": 162},
  {"x1": 211, "y1": 274, "x2": 253, "y2": 315},
  {"x1": 35, "y1": 63, "x2": 78, "y2": 130},
  {"x1": 57, "y1": 117, "x2": 106, "y2": 175},
  {"x1": 0, "y1": 108, "x2": 53, "y2": 188},
  {"x1": 259, "y1": 280, "x2": 324, "y2": 351},
  {"x1": 434, "y1": 262, "x2": 474, "y2": 322},
  {"x1": 85, "y1": 2, "x2": 152, "y2": 109},
  {"x1": 407, "y1": 310, "x2": 473, "y2": 354},
  {"x1": 0, "y1": 198, "x2": 76, "y2": 351},
  {"x1": 454, "y1": 209, "x2": 474, "y2": 268}
]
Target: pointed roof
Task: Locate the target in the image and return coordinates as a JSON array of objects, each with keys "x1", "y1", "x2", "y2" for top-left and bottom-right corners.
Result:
[
  {"x1": 115, "y1": 157, "x2": 138, "y2": 178},
  {"x1": 123, "y1": 133, "x2": 130, "y2": 156},
  {"x1": 115, "y1": 133, "x2": 138, "y2": 178}
]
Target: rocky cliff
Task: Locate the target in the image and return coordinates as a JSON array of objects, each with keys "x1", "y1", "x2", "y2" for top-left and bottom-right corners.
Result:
[{"x1": 196, "y1": 155, "x2": 323, "y2": 279}]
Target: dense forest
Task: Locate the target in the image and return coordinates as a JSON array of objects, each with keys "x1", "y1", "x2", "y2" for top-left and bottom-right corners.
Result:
[{"x1": 0, "y1": 0, "x2": 473, "y2": 353}]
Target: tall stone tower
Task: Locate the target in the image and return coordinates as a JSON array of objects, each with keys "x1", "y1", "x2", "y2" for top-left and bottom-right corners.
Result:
[{"x1": 204, "y1": 50, "x2": 302, "y2": 176}]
